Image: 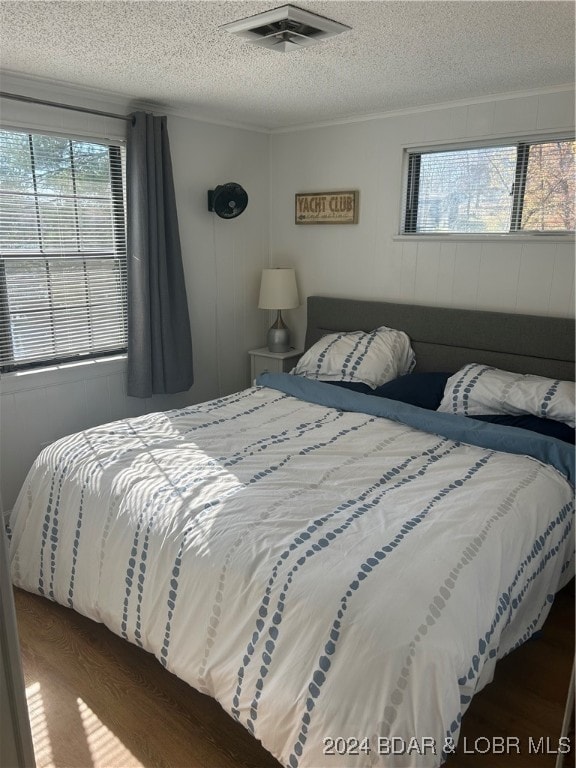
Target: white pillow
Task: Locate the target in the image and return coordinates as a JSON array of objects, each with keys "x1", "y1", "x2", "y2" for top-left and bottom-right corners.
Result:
[
  {"x1": 292, "y1": 326, "x2": 415, "y2": 389},
  {"x1": 437, "y1": 363, "x2": 575, "y2": 428}
]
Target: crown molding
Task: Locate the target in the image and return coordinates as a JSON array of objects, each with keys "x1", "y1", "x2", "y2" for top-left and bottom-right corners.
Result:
[
  {"x1": 269, "y1": 83, "x2": 576, "y2": 134},
  {"x1": 1, "y1": 70, "x2": 573, "y2": 136},
  {"x1": 1, "y1": 71, "x2": 145, "y2": 114},
  {"x1": 0, "y1": 70, "x2": 270, "y2": 133},
  {"x1": 155, "y1": 104, "x2": 270, "y2": 133}
]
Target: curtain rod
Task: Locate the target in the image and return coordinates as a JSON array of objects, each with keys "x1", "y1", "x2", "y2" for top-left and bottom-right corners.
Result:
[{"x1": 0, "y1": 91, "x2": 131, "y2": 121}]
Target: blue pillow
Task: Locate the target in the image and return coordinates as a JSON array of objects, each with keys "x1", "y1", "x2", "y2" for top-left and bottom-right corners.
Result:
[
  {"x1": 470, "y1": 414, "x2": 575, "y2": 444},
  {"x1": 327, "y1": 372, "x2": 451, "y2": 408},
  {"x1": 325, "y1": 380, "x2": 373, "y2": 395},
  {"x1": 372, "y1": 372, "x2": 451, "y2": 410}
]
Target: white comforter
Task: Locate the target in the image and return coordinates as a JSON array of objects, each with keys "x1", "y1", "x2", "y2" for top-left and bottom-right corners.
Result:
[{"x1": 9, "y1": 385, "x2": 574, "y2": 767}]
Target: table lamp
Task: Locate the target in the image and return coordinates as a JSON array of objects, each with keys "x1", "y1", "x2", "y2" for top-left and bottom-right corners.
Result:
[{"x1": 258, "y1": 268, "x2": 299, "y2": 352}]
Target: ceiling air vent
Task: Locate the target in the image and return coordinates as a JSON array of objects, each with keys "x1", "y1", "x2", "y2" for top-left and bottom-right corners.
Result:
[{"x1": 221, "y1": 4, "x2": 351, "y2": 52}]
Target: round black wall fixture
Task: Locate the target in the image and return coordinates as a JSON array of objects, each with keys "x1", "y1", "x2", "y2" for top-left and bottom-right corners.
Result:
[{"x1": 207, "y1": 183, "x2": 248, "y2": 219}]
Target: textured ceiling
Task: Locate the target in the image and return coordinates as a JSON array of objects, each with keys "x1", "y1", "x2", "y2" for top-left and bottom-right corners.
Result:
[{"x1": 0, "y1": 1, "x2": 574, "y2": 130}]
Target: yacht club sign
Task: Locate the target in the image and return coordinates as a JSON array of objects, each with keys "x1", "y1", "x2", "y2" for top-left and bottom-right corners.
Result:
[{"x1": 295, "y1": 190, "x2": 359, "y2": 224}]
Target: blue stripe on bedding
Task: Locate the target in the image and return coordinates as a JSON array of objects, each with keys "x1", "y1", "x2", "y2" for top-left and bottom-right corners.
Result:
[
  {"x1": 235, "y1": 437, "x2": 459, "y2": 730},
  {"x1": 286, "y1": 452, "x2": 495, "y2": 768},
  {"x1": 257, "y1": 373, "x2": 576, "y2": 485}
]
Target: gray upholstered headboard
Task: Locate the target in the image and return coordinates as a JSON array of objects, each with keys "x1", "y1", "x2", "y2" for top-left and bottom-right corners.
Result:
[{"x1": 305, "y1": 296, "x2": 575, "y2": 381}]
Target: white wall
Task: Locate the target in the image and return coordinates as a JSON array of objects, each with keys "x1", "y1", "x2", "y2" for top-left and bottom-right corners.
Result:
[
  {"x1": 0, "y1": 79, "x2": 270, "y2": 513},
  {"x1": 168, "y1": 114, "x2": 270, "y2": 403},
  {"x1": 269, "y1": 89, "x2": 575, "y2": 346}
]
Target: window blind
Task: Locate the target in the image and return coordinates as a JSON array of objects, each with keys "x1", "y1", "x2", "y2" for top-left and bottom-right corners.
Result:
[
  {"x1": 404, "y1": 138, "x2": 575, "y2": 235},
  {"x1": 0, "y1": 129, "x2": 127, "y2": 371}
]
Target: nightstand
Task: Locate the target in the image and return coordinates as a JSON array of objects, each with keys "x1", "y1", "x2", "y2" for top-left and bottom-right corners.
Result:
[{"x1": 249, "y1": 347, "x2": 303, "y2": 385}]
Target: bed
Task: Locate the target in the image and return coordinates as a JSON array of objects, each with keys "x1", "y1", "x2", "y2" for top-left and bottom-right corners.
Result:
[{"x1": 8, "y1": 296, "x2": 575, "y2": 768}]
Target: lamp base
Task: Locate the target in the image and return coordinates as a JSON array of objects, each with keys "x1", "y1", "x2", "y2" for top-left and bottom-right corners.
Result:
[{"x1": 267, "y1": 310, "x2": 291, "y2": 353}]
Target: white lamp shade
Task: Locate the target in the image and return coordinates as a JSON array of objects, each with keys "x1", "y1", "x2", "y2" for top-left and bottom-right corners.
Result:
[{"x1": 258, "y1": 268, "x2": 299, "y2": 310}]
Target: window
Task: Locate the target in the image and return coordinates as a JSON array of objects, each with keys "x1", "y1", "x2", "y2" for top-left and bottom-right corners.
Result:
[
  {"x1": 403, "y1": 138, "x2": 575, "y2": 235},
  {"x1": 0, "y1": 129, "x2": 127, "y2": 372}
]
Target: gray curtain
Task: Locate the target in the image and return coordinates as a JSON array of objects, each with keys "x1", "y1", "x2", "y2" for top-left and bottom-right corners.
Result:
[{"x1": 126, "y1": 112, "x2": 193, "y2": 397}]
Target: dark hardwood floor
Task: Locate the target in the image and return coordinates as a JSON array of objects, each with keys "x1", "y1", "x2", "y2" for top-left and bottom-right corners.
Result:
[
  {"x1": 14, "y1": 582, "x2": 574, "y2": 768},
  {"x1": 445, "y1": 581, "x2": 574, "y2": 768}
]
